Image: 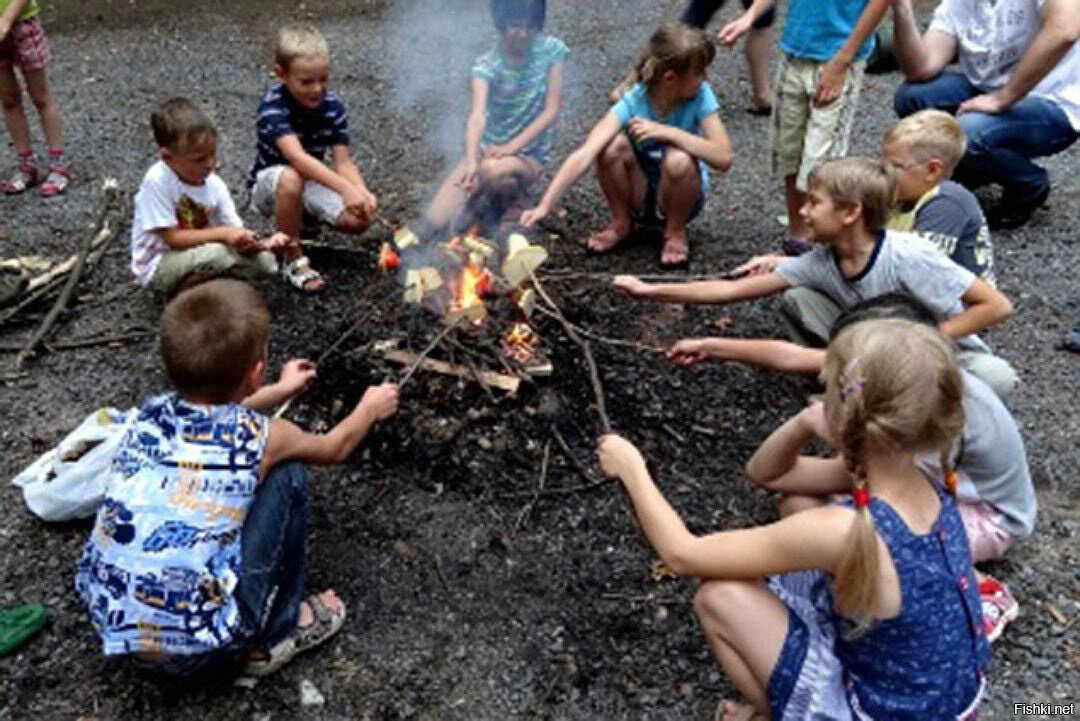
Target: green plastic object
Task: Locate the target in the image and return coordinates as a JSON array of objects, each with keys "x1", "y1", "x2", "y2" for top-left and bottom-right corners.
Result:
[{"x1": 0, "y1": 603, "x2": 46, "y2": 656}]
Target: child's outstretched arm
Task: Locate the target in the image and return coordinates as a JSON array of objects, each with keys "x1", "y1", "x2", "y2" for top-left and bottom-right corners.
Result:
[
  {"x1": 717, "y1": 0, "x2": 777, "y2": 46},
  {"x1": 940, "y1": 278, "x2": 1014, "y2": 340},
  {"x1": 667, "y1": 337, "x2": 825, "y2": 374},
  {"x1": 815, "y1": 0, "x2": 891, "y2": 106},
  {"x1": 331, "y1": 144, "x2": 377, "y2": 217},
  {"x1": 598, "y1": 434, "x2": 852, "y2": 578},
  {"x1": 260, "y1": 382, "x2": 399, "y2": 474},
  {"x1": 520, "y1": 111, "x2": 623, "y2": 227},
  {"x1": 243, "y1": 359, "x2": 317, "y2": 413},
  {"x1": 627, "y1": 111, "x2": 733, "y2": 171},
  {"x1": 484, "y1": 62, "x2": 565, "y2": 160},
  {"x1": 612, "y1": 271, "x2": 790, "y2": 304}
]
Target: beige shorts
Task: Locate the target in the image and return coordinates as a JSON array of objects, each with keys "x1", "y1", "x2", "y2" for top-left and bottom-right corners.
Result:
[
  {"x1": 250, "y1": 165, "x2": 345, "y2": 226},
  {"x1": 770, "y1": 53, "x2": 865, "y2": 191},
  {"x1": 957, "y1": 501, "x2": 1016, "y2": 563},
  {"x1": 150, "y1": 243, "x2": 277, "y2": 296}
]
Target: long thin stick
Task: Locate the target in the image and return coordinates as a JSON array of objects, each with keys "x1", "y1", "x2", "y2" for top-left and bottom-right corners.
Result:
[
  {"x1": 514, "y1": 440, "x2": 551, "y2": 533},
  {"x1": 540, "y1": 269, "x2": 748, "y2": 283},
  {"x1": 15, "y1": 180, "x2": 120, "y2": 369},
  {"x1": 528, "y1": 268, "x2": 611, "y2": 433},
  {"x1": 532, "y1": 304, "x2": 664, "y2": 354},
  {"x1": 398, "y1": 318, "x2": 462, "y2": 388}
]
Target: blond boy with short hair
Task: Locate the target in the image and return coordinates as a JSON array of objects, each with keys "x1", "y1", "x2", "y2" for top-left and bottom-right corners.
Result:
[
  {"x1": 249, "y1": 23, "x2": 377, "y2": 292},
  {"x1": 884, "y1": 109, "x2": 995, "y2": 284}
]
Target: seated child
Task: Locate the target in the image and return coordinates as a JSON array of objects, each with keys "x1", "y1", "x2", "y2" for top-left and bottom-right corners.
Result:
[
  {"x1": 76, "y1": 279, "x2": 399, "y2": 677},
  {"x1": 679, "y1": 293, "x2": 1035, "y2": 644},
  {"x1": 718, "y1": 0, "x2": 889, "y2": 252},
  {"x1": 614, "y1": 156, "x2": 1020, "y2": 400},
  {"x1": 884, "y1": 109, "x2": 995, "y2": 284},
  {"x1": 0, "y1": 0, "x2": 69, "y2": 195},
  {"x1": 249, "y1": 23, "x2": 378, "y2": 291},
  {"x1": 598, "y1": 318, "x2": 988, "y2": 719},
  {"x1": 422, "y1": 0, "x2": 567, "y2": 234},
  {"x1": 131, "y1": 98, "x2": 306, "y2": 298},
  {"x1": 522, "y1": 22, "x2": 733, "y2": 266}
]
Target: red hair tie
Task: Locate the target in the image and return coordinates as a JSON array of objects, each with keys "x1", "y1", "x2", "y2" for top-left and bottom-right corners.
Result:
[
  {"x1": 945, "y1": 470, "x2": 958, "y2": 495},
  {"x1": 852, "y1": 486, "x2": 871, "y2": 508}
]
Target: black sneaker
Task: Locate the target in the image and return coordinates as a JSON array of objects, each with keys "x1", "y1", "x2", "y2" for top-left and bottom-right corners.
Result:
[{"x1": 986, "y1": 185, "x2": 1050, "y2": 230}]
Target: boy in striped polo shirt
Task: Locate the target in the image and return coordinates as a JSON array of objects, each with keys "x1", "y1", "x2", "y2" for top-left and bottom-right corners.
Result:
[{"x1": 249, "y1": 23, "x2": 377, "y2": 292}]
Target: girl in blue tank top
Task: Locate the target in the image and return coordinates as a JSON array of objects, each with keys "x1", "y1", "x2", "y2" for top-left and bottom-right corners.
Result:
[{"x1": 598, "y1": 318, "x2": 988, "y2": 720}]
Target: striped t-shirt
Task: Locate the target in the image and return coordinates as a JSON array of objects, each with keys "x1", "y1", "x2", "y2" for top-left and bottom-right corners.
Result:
[
  {"x1": 249, "y1": 84, "x2": 350, "y2": 187},
  {"x1": 472, "y1": 34, "x2": 569, "y2": 165}
]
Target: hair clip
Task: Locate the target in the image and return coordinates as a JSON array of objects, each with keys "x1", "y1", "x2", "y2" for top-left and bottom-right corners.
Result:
[
  {"x1": 852, "y1": 486, "x2": 871, "y2": 509},
  {"x1": 838, "y1": 357, "x2": 864, "y2": 401}
]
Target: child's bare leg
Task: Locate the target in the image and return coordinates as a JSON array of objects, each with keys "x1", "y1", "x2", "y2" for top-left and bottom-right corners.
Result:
[
  {"x1": 274, "y1": 167, "x2": 305, "y2": 239},
  {"x1": 745, "y1": 29, "x2": 774, "y2": 111},
  {"x1": 784, "y1": 175, "x2": 809, "y2": 239},
  {"x1": 658, "y1": 149, "x2": 701, "y2": 265},
  {"x1": 424, "y1": 158, "x2": 473, "y2": 230},
  {"x1": 476, "y1": 155, "x2": 540, "y2": 198},
  {"x1": 0, "y1": 67, "x2": 33, "y2": 155},
  {"x1": 591, "y1": 134, "x2": 644, "y2": 251},
  {"x1": 694, "y1": 579, "x2": 787, "y2": 718},
  {"x1": 21, "y1": 69, "x2": 63, "y2": 150}
]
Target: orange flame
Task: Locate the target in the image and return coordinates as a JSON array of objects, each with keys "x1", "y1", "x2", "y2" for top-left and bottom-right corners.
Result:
[
  {"x1": 504, "y1": 322, "x2": 539, "y2": 361},
  {"x1": 454, "y1": 259, "x2": 491, "y2": 314}
]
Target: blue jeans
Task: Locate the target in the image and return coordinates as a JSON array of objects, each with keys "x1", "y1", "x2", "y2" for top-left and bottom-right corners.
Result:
[
  {"x1": 682, "y1": 0, "x2": 775, "y2": 29},
  {"x1": 894, "y1": 71, "x2": 1079, "y2": 201},
  {"x1": 139, "y1": 462, "x2": 309, "y2": 678}
]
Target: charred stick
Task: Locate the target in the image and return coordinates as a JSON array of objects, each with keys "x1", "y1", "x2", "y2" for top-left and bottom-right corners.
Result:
[
  {"x1": 549, "y1": 424, "x2": 600, "y2": 485},
  {"x1": 513, "y1": 440, "x2": 551, "y2": 533},
  {"x1": 0, "y1": 328, "x2": 151, "y2": 353},
  {"x1": 398, "y1": 318, "x2": 463, "y2": 388},
  {"x1": 532, "y1": 304, "x2": 665, "y2": 355},
  {"x1": 528, "y1": 268, "x2": 612, "y2": 434},
  {"x1": 14, "y1": 179, "x2": 120, "y2": 370}
]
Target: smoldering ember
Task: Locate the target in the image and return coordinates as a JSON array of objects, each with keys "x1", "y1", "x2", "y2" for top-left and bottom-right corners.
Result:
[{"x1": 0, "y1": 1, "x2": 1077, "y2": 719}]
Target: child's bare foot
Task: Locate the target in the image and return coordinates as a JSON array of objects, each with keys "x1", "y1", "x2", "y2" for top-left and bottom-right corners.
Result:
[
  {"x1": 715, "y1": 700, "x2": 765, "y2": 721},
  {"x1": 586, "y1": 222, "x2": 630, "y2": 253},
  {"x1": 660, "y1": 229, "x2": 690, "y2": 266}
]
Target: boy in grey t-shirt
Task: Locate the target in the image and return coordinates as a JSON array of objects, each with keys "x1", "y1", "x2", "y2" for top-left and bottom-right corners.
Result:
[{"x1": 613, "y1": 157, "x2": 1019, "y2": 400}]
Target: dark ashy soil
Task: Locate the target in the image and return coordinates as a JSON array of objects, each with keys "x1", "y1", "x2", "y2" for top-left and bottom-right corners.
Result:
[{"x1": 1, "y1": 1, "x2": 1077, "y2": 719}]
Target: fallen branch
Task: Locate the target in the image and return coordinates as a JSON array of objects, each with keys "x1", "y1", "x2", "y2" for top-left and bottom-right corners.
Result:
[
  {"x1": 398, "y1": 318, "x2": 464, "y2": 388},
  {"x1": 0, "y1": 328, "x2": 151, "y2": 353},
  {"x1": 514, "y1": 440, "x2": 551, "y2": 533},
  {"x1": 14, "y1": 179, "x2": 121, "y2": 370},
  {"x1": 528, "y1": 268, "x2": 611, "y2": 433},
  {"x1": 382, "y1": 348, "x2": 521, "y2": 393},
  {"x1": 540, "y1": 268, "x2": 747, "y2": 283},
  {"x1": 532, "y1": 304, "x2": 664, "y2": 354}
]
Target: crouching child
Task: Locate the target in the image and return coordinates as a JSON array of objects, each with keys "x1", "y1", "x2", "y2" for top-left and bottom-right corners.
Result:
[{"x1": 76, "y1": 279, "x2": 399, "y2": 677}]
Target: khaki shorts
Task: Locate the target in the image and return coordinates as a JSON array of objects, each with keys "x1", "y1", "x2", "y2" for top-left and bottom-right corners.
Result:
[
  {"x1": 250, "y1": 165, "x2": 345, "y2": 227},
  {"x1": 770, "y1": 53, "x2": 865, "y2": 191},
  {"x1": 150, "y1": 243, "x2": 278, "y2": 296}
]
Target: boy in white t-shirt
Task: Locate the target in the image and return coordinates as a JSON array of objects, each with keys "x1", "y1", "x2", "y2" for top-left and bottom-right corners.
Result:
[{"x1": 131, "y1": 98, "x2": 308, "y2": 297}]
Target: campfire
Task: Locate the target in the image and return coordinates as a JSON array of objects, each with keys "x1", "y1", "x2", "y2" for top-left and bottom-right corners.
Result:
[{"x1": 376, "y1": 223, "x2": 554, "y2": 390}]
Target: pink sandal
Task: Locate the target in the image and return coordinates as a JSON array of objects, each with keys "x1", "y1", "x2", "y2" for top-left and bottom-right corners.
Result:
[
  {"x1": 0, "y1": 161, "x2": 40, "y2": 195},
  {"x1": 40, "y1": 165, "x2": 71, "y2": 197}
]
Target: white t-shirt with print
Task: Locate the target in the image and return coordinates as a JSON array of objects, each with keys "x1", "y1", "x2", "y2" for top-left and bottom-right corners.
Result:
[
  {"x1": 929, "y1": 0, "x2": 1080, "y2": 130},
  {"x1": 130, "y1": 161, "x2": 244, "y2": 285}
]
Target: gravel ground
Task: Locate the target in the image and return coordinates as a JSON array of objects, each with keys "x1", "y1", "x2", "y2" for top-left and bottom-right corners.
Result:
[{"x1": 0, "y1": 1, "x2": 1077, "y2": 719}]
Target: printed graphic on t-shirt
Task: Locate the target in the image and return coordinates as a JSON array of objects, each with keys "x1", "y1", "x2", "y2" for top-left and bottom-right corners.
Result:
[{"x1": 176, "y1": 195, "x2": 211, "y2": 230}]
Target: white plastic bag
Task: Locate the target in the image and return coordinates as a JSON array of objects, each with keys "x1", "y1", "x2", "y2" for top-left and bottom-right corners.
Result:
[{"x1": 11, "y1": 407, "x2": 137, "y2": 521}]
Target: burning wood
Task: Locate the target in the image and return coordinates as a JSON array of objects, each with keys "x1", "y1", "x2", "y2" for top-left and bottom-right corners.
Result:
[
  {"x1": 503, "y1": 322, "x2": 552, "y2": 376},
  {"x1": 381, "y1": 348, "x2": 521, "y2": 394}
]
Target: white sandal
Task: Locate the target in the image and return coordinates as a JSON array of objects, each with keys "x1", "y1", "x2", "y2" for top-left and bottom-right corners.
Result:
[{"x1": 281, "y1": 255, "x2": 325, "y2": 293}]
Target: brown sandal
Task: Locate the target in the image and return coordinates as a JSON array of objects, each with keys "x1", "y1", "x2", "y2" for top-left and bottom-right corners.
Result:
[{"x1": 243, "y1": 592, "x2": 346, "y2": 677}]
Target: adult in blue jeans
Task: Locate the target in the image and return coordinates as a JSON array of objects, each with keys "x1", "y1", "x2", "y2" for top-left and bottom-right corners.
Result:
[
  {"x1": 682, "y1": 0, "x2": 776, "y2": 114},
  {"x1": 890, "y1": 0, "x2": 1080, "y2": 230}
]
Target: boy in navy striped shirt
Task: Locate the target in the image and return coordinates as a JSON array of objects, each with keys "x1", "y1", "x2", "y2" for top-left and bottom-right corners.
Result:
[{"x1": 249, "y1": 23, "x2": 377, "y2": 292}]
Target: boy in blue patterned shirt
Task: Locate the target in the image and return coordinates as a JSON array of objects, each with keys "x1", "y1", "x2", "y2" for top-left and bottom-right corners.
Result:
[
  {"x1": 76, "y1": 279, "x2": 399, "y2": 677},
  {"x1": 249, "y1": 23, "x2": 377, "y2": 291},
  {"x1": 422, "y1": 0, "x2": 567, "y2": 234}
]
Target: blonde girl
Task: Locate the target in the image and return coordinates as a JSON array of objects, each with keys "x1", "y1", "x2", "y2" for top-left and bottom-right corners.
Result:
[
  {"x1": 522, "y1": 23, "x2": 732, "y2": 266},
  {"x1": 598, "y1": 318, "x2": 988, "y2": 720}
]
